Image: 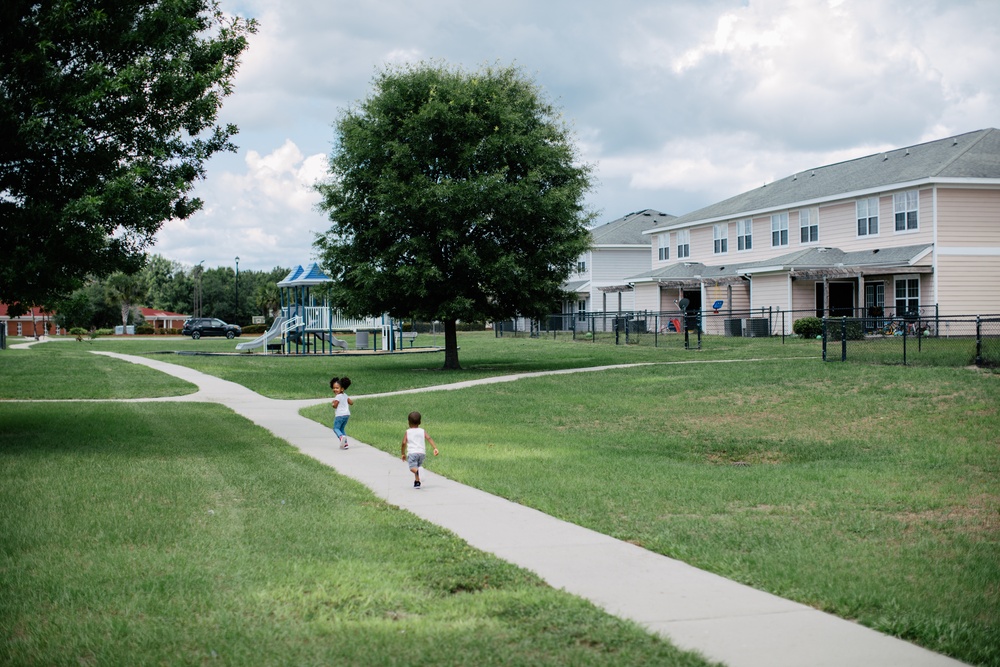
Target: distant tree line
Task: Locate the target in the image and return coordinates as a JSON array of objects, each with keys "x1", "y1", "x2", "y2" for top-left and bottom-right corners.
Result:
[{"x1": 52, "y1": 255, "x2": 288, "y2": 331}]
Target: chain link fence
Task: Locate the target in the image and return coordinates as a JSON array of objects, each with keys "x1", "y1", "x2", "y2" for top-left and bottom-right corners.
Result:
[
  {"x1": 491, "y1": 309, "x2": 1000, "y2": 368},
  {"x1": 821, "y1": 315, "x2": 1000, "y2": 367},
  {"x1": 494, "y1": 309, "x2": 797, "y2": 352}
]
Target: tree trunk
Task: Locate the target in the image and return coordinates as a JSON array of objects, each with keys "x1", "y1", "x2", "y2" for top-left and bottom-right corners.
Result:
[{"x1": 443, "y1": 319, "x2": 461, "y2": 370}]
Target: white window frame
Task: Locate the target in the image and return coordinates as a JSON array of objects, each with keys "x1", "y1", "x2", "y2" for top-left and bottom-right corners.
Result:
[
  {"x1": 658, "y1": 233, "x2": 670, "y2": 261},
  {"x1": 857, "y1": 197, "x2": 879, "y2": 237},
  {"x1": 894, "y1": 190, "x2": 918, "y2": 232},
  {"x1": 676, "y1": 229, "x2": 690, "y2": 259},
  {"x1": 771, "y1": 212, "x2": 789, "y2": 247},
  {"x1": 799, "y1": 207, "x2": 819, "y2": 244},
  {"x1": 713, "y1": 223, "x2": 728, "y2": 254},
  {"x1": 577, "y1": 259, "x2": 586, "y2": 273},
  {"x1": 894, "y1": 275, "x2": 920, "y2": 317},
  {"x1": 737, "y1": 218, "x2": 752, "y2": 251},
  {"x1": 577, "y1": 299, "x2": 587, "y2": 320}
]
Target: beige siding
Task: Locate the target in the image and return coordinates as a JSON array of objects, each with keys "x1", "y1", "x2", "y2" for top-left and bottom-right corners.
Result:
[
  {"x1": 791, "y1": 280, "x2": 818, "y2": 315},
  {"x1": 633, "y1": 284, "x2": 660, "y2": 312},
  {"x1": 936, "y1": 188, "x2": 1000, "y2": 246},
  {"x1": 936, "y1": 256, "x2": 1000, "y2": 316},
  {"x1": 750, "y1": 274, "x2": 791, "y2": 311}
]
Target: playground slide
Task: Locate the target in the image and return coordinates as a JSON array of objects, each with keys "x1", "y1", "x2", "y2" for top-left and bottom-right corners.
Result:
[
  {"x1": 315, "y1": 331, "x2": 349, "y2": 350},
  {"x1": 235, "y1": 316, "x2": 286, "y2": 351}
]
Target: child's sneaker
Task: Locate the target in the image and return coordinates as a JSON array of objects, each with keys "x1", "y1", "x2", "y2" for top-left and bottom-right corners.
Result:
[
  {"x1": 340, "y1": 436, "x2": 348, "y2": 449},
  {"x1": 413, "y1": 480, "x2": 421, "y2": 489}
]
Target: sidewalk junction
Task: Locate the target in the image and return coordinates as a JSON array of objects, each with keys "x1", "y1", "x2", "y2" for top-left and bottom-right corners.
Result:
[{"x1": 58, "y1": 350, "x2": 971, "y2": 666}]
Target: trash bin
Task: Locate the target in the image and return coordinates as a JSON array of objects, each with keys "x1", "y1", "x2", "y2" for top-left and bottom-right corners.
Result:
[{"x1": 356, "y1": 330, "x2": 369, "y2": 349}]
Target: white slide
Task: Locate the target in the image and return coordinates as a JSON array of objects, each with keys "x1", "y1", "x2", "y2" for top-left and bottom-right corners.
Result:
[
  {"x1": 315, "y1": 331, "x2": 349, "y2": 350},
  {"x1": 235, "y1": 316, "x2": 286, "y2": 351}
]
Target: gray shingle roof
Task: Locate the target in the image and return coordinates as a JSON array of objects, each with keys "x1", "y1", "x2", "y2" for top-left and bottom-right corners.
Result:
[
  {"x1": 661, "y1": 128, "x2": 1000, "y2": 228},
  {"x1": 590, "y1": 209, "x2": 676, "y2": 245},
  {"x1": 627, "y1": 244, "x2": 932, "y2": 282}
]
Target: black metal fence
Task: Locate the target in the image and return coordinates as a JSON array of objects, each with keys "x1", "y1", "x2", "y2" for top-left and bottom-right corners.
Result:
[
  {"x1": 492, "y1": 308, "x2": 1000, "y2": 368},
  {"x1": 495, "y1": 309, "x2": 794, "y2": 351},
  {"x1": 822, "y1": 315, "x2": 1000, "y2": 367}
]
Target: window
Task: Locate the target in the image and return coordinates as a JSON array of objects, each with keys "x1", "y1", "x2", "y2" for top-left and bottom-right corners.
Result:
[
  {"x1": 895, "y1": 276, "x2": 919, "y2": 317},
  {"x1": 677, "y1": 229, "x2": 690, "y2": 259},
  {"x1": 577, "y1": 260, "x2": 586, "y2": 273},
  {"x1": 658, "y1": 233, "x2": 670, "y2": 261},
  {"x1": 713, "y1": 224, "x2": 728, "y2": 254},
  {"x1": 771, "y1": 212, "x2": 788, "y2": 247},
  {"x1": 577, "y1": 300, "x2": 587, "y2": 320},
  {"x1": 857, "y1": 197, "x2": 879, "y2": 236},
  {"x1": 799, "y1": 208, "x2": 818, "y2": 243},
  {"x1": 894, "y1": 190, "x2": 918, "y2": 231},
  {"x1": 737, "y1": 219, "x2": 752, "y2": 251}
]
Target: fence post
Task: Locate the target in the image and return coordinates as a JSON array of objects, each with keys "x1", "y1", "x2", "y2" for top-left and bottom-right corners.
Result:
[
  {"x1": 976, "y1": 315, "x2": 983, "y2": 366},
  {"x1": 822, "y1": 318, "x2": 827, "y2": 361},
  {"x1": 840, "y1": 317, "x2": 847, "y2": 362},
  {"x1": 902, "y1": 318, "x2": 908, "y2": 366}
]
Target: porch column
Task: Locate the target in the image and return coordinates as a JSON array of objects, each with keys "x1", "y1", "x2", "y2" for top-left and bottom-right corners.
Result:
[
  {"x1": 857, "y1": 273, "x2": 865, "y2": 317},
  {"x1": 823, "y1": 278, "x2": 830, "y2": 317}
]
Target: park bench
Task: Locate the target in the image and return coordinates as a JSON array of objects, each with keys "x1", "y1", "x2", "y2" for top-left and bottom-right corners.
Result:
[{"x1": 401, "y1": 331, "x2": 418, "y2": 347}]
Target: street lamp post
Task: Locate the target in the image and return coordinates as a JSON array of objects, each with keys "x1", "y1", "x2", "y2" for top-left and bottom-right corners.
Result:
[{"x1": 235, "y1": 256, "x2": 240, "y2": 323}]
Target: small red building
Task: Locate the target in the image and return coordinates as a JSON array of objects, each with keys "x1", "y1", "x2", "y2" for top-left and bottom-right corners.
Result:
[
  {"x1": 139, "y1": 307, "x2": 190, "y2": 331},
  {"x1": 0, "y1": 304, "x2": 62, "y2": 337}
]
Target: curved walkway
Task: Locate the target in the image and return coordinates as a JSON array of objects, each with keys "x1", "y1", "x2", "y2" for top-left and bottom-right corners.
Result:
[{"x1": 41, "y1": 349, "x2": 972, "y2": 666}]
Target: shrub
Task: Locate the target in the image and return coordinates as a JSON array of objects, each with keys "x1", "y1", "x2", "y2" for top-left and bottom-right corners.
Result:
[
  {"x1": 135, "y1": 325, "x2": 154, "y2": 335},
  {"x1": 792, "y1": 317, "x2": 823, "y2": 339},
  {"x1": 69, "y1": 327, "x2": 87, "y2": 342},
  {"x1": 94, "y1": 328, "x2": 114, "y2": 336},
  {"x1": 242, "y1": 324, "x2": 267, "y2": 335}
]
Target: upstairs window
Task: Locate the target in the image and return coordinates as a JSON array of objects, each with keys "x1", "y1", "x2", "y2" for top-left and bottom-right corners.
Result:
[
  {"x1": 713, "y1": 224, "x2": 728, "y2": 254},
  {"x1": 577, "y1": 260, "x2": 586, "y2": 273},
  {"x1": 658, "y1": 233, "x2": 670, "y2": 261},
  {"x1": 894, "y1": 190, "x2": 918, "y2": 231},
  {"x1": 737, "y1": 219, "x2": 752, "y2": 251},
  {"x1": 771, "y1": 212, "x2": 789, "y2": 247},
  {"x1": 799, "y1": 208, "x2": 818, "y2": 243},
  {"x1": 677, "y1": 229, "x2": 690, "y2": 259},
  {"x1": 857, "y1": 197, "x2": 879, "y2": 236}
]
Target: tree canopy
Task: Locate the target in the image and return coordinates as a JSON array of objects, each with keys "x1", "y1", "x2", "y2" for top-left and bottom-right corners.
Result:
[
  {"x1": 0, "y1": 0, "x2": 256, "y2": 316},
  {"x1": 315, "y1": 62, "x2": 593, "y2": 369}
]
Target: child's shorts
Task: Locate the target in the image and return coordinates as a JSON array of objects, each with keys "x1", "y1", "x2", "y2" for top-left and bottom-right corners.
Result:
[{"x1": 406, "y1": 453, "x2": 426, "y2": 469}]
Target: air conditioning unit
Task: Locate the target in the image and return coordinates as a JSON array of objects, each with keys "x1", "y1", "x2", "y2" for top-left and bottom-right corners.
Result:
[
  {"x1": 744, "y1": 318, "x2": 770, "y2": 337},
  {"x1": 724, "y1": 318, "x2": 743, "y2": 337}
]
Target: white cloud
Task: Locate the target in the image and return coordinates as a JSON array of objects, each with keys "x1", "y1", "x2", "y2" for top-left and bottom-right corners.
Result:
[
  {"x1": 153, "y1": 141, "x2": 330, "y2": 270},
  {"x1": 150, "y1": 0, "x2": 1000, "y2": 269}
]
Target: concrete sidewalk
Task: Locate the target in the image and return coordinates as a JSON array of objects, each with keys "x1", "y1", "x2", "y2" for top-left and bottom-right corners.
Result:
[{"x1": 93, "y1": 351, "x2": 968, "y2": 667}]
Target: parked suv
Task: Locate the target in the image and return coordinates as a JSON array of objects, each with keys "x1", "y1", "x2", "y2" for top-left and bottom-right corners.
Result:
[{"x1": 182, "y1": 317, "x2": 241, "y2": 339}]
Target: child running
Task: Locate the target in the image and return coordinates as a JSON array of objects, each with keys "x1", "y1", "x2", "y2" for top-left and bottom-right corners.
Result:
[
  {"x1": 400, "y1": 411, "x2": 438, "y2": 489},
  {"x1": 331, "y1": 376, "x2": 353, "y2": 448}
]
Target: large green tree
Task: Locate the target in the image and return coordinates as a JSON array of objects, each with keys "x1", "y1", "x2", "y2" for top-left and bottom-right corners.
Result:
[
  {"x1": 0, "y1": 0, "x2": 256, "y2": 316},
  {"x1": 315, "y1": 63, "x2": 593, "y2": 369}
]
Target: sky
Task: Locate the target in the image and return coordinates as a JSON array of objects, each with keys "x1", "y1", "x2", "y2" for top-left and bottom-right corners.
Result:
[{"x1": 150, "y1": 0, "x2": 1000, "y2": 273}]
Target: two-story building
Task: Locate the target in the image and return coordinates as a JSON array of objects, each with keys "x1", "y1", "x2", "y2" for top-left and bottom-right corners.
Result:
[
  {"x1": 631, "y1": 128, "x2": 1000, "y2": 333},
  {"x1": 562, "y1": 209, "x2": 676, "y2": 323}
]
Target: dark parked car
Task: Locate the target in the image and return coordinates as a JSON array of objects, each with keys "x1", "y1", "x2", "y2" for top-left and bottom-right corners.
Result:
[{"x1": 182, "y1": 317, "x2": 241, "y2": 339}]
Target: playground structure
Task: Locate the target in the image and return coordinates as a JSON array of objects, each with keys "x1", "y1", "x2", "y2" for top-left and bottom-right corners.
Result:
[{"x1": 235, "y1": 262, "x2": 410, "y2": 355}]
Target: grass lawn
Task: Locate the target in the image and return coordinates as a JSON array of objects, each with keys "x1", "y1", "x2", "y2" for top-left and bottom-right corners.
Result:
[
  {"x1": 3, "y1": 333, "x2": 998, "y2": 665},
  {"x1": 0, "y1": 401, "x2": 713, "y2": 667}
]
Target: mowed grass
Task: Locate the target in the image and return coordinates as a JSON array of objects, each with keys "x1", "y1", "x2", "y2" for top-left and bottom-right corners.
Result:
[
  {"x1": 0, "y1": 401, "x2": 712, "y2": 667},
  {"x1": 4, "y1": 334, "x2": 998, "y2": 664},
  {"x1": 35, "y1": 331, "x2": 821, "y2": 399},
  {"x1": 305, "y1": 356, "x2": 1000, "y2": 667}
]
